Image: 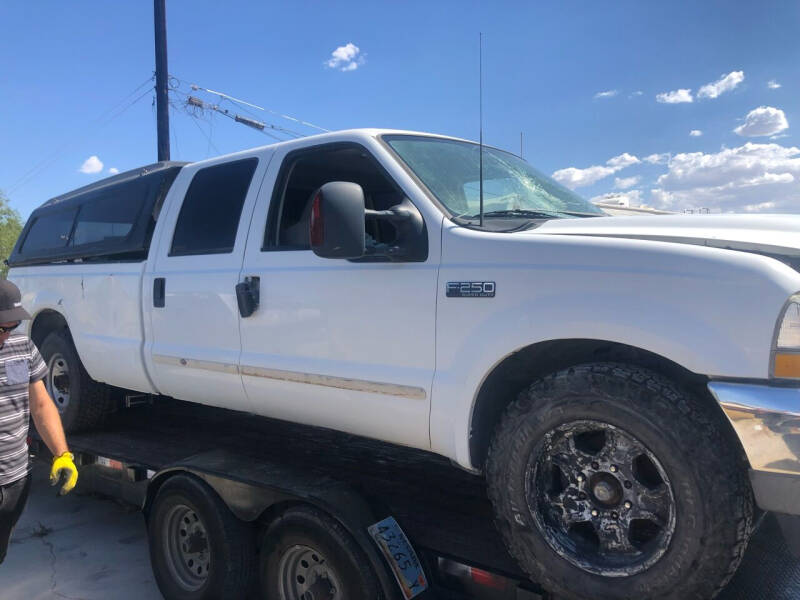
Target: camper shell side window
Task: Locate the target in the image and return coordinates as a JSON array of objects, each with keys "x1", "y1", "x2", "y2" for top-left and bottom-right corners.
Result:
[{"x1": 7, "y1": 162, "x2": 185, "y2": 267}]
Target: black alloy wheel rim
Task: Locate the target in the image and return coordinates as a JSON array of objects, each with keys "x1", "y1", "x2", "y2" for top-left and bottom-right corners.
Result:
[{"x1": 525, "y1": 419, "x2": 676, "y2": 577}]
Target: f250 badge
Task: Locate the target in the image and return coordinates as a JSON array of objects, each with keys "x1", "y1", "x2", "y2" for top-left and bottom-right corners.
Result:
[{"x1": 446, "y1": 281, "x2": 496, "y2": 298}]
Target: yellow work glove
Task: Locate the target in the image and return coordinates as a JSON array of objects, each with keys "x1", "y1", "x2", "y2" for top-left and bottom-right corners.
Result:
[{"x1": 50, "y1": 452, "x2": 78, "y2": 496}]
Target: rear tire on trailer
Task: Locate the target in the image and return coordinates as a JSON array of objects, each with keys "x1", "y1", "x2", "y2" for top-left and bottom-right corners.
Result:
[
  {"x1": 259, "y1": 505, "x2": 384, "y2": 600},
  {"x1": 39, "y1": 329, "x2": 113, "y2": 432},
  {"x1": 486, "y1": 362, "x2": 753, "y2": 600},
  {"x1": 148, "y1": 474, "x2": 256, "y2": 600}
]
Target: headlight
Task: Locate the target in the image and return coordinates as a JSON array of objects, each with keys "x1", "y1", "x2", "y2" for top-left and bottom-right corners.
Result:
[{"x1": 773, "y1": 294, "x2": 800, "y2": 379}]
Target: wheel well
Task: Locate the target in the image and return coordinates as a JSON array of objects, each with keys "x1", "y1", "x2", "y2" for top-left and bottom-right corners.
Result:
[
  {"x1": 469, "y1": 339, "x2": 721, "y2": 470},
  {"x1": 31, "y1": 309, "x2": 69, "y2": 348}
]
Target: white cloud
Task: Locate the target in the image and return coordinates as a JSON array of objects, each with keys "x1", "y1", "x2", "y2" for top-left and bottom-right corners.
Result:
[
  {"x1": 79, "y1": 156, "x2": 103, "y2": 174},
  {"x1": 325, "y1": 42, "x2": 365, "y2": 71},
  {"x1": 656, "y1": 89, "x2": 693, "y2": 104},
  {"x1": 768, "y1": 80, "x2": 782, "y2": 89},
  {"x1": 552, "y1": 165, "x2": 617, "y2": 189},
  {"x1": 697, "y1": 70, "x2": 744, "y2": 99},
  {"x1": 643, "y1": 153, "x2": 670, "y2": 165},
  {"x1": 552, "y1": 153, "x2": 640, "y2": 189},
  {"x1": 734, "y1": 106, "x2": 789, "y2": 137},
  {"x1": 742, "y1": 201, "x2": 777, "y2": 212},
  {"x1": 614, "y1": 176, "x2": 640, "y2": 189},
  {"x1": 631, "y1": 90, "x2": 644, "y2": 97},
  {"x1": 649, "y1": 142, "x2": 800, "y2": 212},
  {"x1": 690, "y1": 130, "x2": 703, "y2": 137},
  {"x1": 606, "y1": 153, "x2": 640, "y2": 169},
  {"x1": 591, "y1": 190, "x2": 643, "y2": 207},
  {"x1": 594, "y1": 90, "x2": 618, "y2": 99},
  {"x1": 108, "y1": 167, "x2": 119, "y2": 174}
]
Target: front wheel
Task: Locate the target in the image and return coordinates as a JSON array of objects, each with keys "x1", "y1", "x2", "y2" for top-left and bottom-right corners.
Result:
[{"x1": 487, "y1": 363, "x2": 753, "y2": 600}]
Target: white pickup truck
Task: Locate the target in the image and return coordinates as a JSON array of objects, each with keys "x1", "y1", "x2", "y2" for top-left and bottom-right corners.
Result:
[{"x1": 8, "y1": 129, "x2": 800, "y2": 600}]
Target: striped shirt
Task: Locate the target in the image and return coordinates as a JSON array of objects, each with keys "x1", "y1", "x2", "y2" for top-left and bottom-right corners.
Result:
[{"x1": 0, "y1": 334, "x2": 48, "y2": 486}]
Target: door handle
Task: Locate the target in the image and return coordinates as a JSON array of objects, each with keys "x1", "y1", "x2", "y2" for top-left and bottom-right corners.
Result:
[
  {"x1": 236, "y1": 276, "x2": 260, "y2": 318},
  {"x1": 154, "y1": 278, "x2": 165, "y2": 308}
]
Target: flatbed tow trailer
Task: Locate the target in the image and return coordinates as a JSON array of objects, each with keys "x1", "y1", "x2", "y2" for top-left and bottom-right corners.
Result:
[
  {"x1": 30, "y1": 399, "x2": 544, "y2": 600},
  {"x1": 29, "y1": 399, "x2": 800, "y2": 600}
]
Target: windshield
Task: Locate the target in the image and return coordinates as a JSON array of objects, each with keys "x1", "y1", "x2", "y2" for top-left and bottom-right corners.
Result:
[{"x1": 383, "y1": 135, "x2": 604, "y2": 221}]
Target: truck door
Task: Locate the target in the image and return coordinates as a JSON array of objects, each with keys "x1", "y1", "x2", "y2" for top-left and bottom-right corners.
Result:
[
  {"x1": 144, "y1": 153, "x2": 271, "y2": 411},
  {"x1": 238, "y1": 142, "x2": 439, "y2": 449}
]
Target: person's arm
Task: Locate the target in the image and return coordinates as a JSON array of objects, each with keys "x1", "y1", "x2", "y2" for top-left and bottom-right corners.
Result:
[
  {"x1": 29, "y1": 379, "x2": 69, "y2": 457},
  {"x1": 29, "y1": 379, "x2": 77, "y2": 495}
]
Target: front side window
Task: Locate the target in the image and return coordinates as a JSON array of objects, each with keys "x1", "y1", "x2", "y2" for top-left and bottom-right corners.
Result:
[
  {"x1": 265, "y1": 145, "x2": 402, "y2": 251},
  {"x1": 384, "y1": 135, "x2": 604, "y2": 221},
  {"x1": 22, "y1": 209, "x2": 78, "y2": 252},
  {"x1": 170, "y1": 158, "x2": 257, "y2": 256}
]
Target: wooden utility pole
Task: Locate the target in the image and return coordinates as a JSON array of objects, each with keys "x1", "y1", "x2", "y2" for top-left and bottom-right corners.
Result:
[{"x1": 154, "y1": 0, "x2": 170, "y2": 161}]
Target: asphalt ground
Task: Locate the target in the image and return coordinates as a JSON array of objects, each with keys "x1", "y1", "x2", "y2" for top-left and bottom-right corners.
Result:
[
  {"x1": 0, "y1": 465, "x2": 160, "y2": 600},
  {"x1": 1, "y1": 464, "x2": 799, "y2": 599}
]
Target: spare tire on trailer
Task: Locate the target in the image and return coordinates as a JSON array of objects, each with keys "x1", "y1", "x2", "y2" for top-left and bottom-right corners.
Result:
[
  {"x1": 486, "y1": 362, "x2": 753, "y2": 600},
  {"x1": 39, "y1": 329, "x2": 114, "y2": 432}
]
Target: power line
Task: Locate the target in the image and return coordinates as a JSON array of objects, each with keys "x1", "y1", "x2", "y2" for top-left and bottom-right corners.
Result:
[
  {"x1": 182, "y1": 95, "x2": 285, "y2": 142},
  {"x1": 171, "y1": 83, "x2": 302, "y2": 140},
  {"x1": 197, "y1": 86, "x2": 265, "y2": 111},
  {"x1": 170, "y1": 75, "x2": 329, "y2": 133},
  {"x1": 206, "y1": 112, "x2": 215, "y2": 157},
  {"x1": 8, "y1": 78, "x2": 155, "y2": 196},
  {"x1": 186, "y1": 109, "x2": 221, "y2": 156},
  {"x1": 226, "y1": 101, "x2": 306, "y2": 138},
  {"x1": 169, "y1": 102, "x2": 181, "y2": 159},
  {"x1": 168, "y1": 77, "x2": 328, "y2": 147}
]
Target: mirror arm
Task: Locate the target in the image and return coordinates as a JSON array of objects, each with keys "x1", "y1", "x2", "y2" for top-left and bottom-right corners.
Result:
[
  {"x1": 363, "y1": 199, "x2": 427, "y2": 262},
  {"x1": 365, "y1": 207, "x2": 414, "y2": 222}
]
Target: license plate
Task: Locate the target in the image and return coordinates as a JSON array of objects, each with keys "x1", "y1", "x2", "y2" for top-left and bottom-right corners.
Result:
[{"x1": 368, "y1": 516, "x2": 428, "y2": 599}]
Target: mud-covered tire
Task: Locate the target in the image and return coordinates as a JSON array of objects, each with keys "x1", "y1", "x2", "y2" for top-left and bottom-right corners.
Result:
[
  {"x1": 148, "y1": 474, "x2": 256, "y2": 600},
  {"x1": 486, "y1": 362, "x2": 753, "y2": 600},
  {"x1": 39, "y1": 329, "x2": 113, "y2": 432}
]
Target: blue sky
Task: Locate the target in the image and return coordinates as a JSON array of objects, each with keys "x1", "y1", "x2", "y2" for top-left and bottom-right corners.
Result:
[{"x1": 1, "y1": 1, "x2": 798, "y2": 218}]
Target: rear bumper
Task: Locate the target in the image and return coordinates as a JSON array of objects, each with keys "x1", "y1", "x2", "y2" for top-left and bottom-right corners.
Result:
[{"x1": 708, "y1": 381, "x2": 800, "y2": 515}]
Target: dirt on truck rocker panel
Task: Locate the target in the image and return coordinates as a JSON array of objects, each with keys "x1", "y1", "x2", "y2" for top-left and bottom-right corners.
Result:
[{"x1": 8, "y1": 128, "x2": 800, "y2": 600}]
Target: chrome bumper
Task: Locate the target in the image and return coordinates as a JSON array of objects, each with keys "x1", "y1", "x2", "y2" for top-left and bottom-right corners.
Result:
[{"x1": 709, "y1": 381, "x2": 800, "y2": 515}]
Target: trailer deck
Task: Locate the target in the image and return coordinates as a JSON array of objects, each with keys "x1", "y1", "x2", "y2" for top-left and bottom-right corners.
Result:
[{"x1": 52, "y1": 399, "x2": 800, "y2": 600}]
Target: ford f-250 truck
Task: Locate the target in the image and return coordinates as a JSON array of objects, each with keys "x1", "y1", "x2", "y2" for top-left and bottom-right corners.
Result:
[{"x1": 7, "y1": 129, "x2": 800, "y2": 599}]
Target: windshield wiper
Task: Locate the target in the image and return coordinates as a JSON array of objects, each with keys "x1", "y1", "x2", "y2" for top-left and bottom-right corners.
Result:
[
  {"x1": 466, "y1": 209, "x2": 565, "y2": 219},
  {"x1": 559, "y1": 210, "x2": 604, "y2": 218}
]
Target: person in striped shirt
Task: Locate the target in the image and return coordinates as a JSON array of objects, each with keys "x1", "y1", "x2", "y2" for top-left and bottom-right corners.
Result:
[{"x1": 0, "y1": 279, "x2": 77, "y2": 564}]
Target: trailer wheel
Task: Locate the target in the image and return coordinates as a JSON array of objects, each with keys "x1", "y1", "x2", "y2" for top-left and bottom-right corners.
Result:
[
  {"x1": 148, "y1": 474, "x2": 256, "y2": 600},
  {"x1": 39, "y1": 329, "x2": 113, "y2": 432},
  {"x1": 487, "y1": 363, "x2": 753, "y2": 600},
  {"x1": 259, "y1": 505, "x2": 383, "y2": 600}
]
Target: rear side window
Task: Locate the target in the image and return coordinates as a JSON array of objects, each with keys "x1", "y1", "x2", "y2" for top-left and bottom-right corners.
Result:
[
  {"x1": 170, "y1": 158, "x2": 258, "y2": 256},
  {"x1": 22, "y1": 209, "x2": 78, "y2": 252},
  {"x1": 71, "y1": 188, "x2": 144, "y2": 246}
]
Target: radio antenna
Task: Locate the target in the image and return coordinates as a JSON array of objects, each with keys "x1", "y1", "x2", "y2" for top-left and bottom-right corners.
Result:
[{"x1": 479, "y1": 32, "x2": 484, "y2": 227}]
